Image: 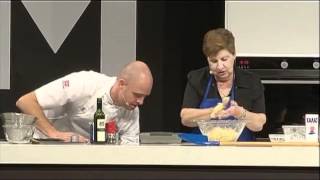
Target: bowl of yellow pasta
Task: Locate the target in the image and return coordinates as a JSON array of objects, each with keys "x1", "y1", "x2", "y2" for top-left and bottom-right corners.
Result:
[{"x1": 197, "y1": 120, "x2": 246, "y2": 142}]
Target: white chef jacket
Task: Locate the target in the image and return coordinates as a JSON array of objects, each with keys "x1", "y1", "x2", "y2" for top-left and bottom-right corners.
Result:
[{"x1": 35, "y1": 70, "x2": 140, "y2": 145}]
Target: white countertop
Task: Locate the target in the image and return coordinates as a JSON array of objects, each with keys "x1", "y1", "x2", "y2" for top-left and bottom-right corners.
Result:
[{"x1": 0, "y1": 142, "x2": 319, "y2": 167}]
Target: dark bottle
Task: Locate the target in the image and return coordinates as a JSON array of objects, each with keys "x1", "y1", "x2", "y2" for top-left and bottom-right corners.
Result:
[{"x1": 93, "y1": 98, "x2": 106, "y2": 143}]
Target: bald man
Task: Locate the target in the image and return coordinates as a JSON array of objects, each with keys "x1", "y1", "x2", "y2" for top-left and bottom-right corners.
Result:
[{"x1": 16, "y1": 60, "x2": 153, "y2": 144}]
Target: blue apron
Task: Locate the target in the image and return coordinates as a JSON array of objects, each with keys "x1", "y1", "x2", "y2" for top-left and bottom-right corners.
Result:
[{"x1": 198, "y1": 76, "x2": 254, "y2": 141}]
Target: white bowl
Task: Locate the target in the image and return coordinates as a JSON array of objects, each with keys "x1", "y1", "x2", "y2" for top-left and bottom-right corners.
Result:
[
  {"x1": 282, "y1": 125, "x2": 306, "y2": 142},
  {"x1": 268, "y1": 134, "x2": 285, "y2": 142},
  {"x1": 197, "y1": 120, "x2": 246, "y2": 142}
]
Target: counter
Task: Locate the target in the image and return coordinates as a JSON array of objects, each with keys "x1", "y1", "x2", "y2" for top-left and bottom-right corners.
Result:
[
  {"x1": 0, "y1": 142, "x2": 319, "y2": 166},
  {"x1": 0, "y1": 142, "x2": 319, "y2": 179}
]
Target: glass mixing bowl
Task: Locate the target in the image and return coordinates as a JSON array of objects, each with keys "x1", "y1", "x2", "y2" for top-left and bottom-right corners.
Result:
[{"x1": 197, "y1": 120, "x2": 246, "y2": 142}]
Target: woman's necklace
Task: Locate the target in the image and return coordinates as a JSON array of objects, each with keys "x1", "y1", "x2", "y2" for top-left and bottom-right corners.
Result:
[
  {"x1": 217, "y1": 81, "x2": 232, "y2": 98},
  {"x1": 219, "y1": 89, "x2": 231, "y2": 99},
  {"x1": 220, "y1": 90, "x2": 230, "y2": 98}
]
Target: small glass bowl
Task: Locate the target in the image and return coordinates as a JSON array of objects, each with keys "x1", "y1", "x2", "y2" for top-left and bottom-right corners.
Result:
[
  {"x1": 2, "y1": 124, "x2": 35, "y2": 144},
  {"x1": 282, "y1": 125, "x2": 306, "y2": 142}
]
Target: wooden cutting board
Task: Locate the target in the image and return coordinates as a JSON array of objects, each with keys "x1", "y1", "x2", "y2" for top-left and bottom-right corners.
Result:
[{"x1": 220, "y1": 141, "x2": 320, "y2": 147}]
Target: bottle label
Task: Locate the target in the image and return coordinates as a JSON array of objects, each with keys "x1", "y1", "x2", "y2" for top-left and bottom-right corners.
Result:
[
  {"x1": 97, "y1": 131, "x2": 106, "y2": 142},
  {"x1": 96, "y1": 118, "x2": 106, "y2": 142},
  {"x1": 97, "y1": 118, "x2": 105, "y2": 129}
]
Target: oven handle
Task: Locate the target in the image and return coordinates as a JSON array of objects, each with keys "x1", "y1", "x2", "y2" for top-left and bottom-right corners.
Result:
[{"x1": 262, "y1": 80, "x2": 320, "y2": 84}]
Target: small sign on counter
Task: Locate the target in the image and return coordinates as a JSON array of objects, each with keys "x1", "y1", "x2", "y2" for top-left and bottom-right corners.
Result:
[{"x1": 305, "y1": 114, "x2": 319, "y2": 142}]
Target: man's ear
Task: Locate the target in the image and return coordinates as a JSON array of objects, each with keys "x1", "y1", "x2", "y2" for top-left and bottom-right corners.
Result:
[{"x1": 118, "y1": 78, "x2": 127, "y2": 87}]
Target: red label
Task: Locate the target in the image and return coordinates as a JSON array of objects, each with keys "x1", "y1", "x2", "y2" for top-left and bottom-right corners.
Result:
[{"x1": 62, "y1": 80, "x2": 69, "y2": 89}]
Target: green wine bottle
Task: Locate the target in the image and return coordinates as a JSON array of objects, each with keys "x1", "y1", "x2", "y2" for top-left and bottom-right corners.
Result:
[{"x1": 94, "y1": 98, "x2": 106, "y2": 143}]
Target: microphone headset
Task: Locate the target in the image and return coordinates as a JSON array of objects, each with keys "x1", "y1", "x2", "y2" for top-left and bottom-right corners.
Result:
[{"x1": 121, "y1": 92, "x2": 130, "y2": 107}]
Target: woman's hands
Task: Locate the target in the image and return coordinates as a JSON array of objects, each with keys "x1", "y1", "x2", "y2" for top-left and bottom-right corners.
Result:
[
  {"x1": 210, "y1": 100, "x2": 244, "y2": 120},
  {"x1": 211, "y1": 100, "x2": 266, "y2": 132},
  {"x1": 209, "y1": 96, "x2": 230, "y2": 118}
]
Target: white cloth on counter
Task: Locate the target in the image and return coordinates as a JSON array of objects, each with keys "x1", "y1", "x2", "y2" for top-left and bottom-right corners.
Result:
[{"x1": 34, "y1": 70, "x2": 140, "y2": 145}]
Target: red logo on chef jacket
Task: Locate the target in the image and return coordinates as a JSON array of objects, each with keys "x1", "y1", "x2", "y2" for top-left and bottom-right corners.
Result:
[{"x1": 62, "y1": 80, "x2": 69, "y2": 89}]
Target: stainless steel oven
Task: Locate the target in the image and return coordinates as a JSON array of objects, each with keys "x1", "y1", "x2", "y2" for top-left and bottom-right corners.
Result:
[{"x1": 236, "y1": 56, "x2": 319, "y2": 137}]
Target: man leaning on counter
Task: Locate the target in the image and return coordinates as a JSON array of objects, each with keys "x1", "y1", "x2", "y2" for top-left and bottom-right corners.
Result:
[{"x1": 15, "y1": 60, "x2": 153, "y2": 145}]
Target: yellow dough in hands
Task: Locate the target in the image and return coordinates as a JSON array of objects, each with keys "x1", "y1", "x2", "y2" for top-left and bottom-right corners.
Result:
[
  {"x1": 221, "y1": 96, "x2": 230, "y2": 106},
  {"x1": 207, "y1": 127, "x2": 237, "y2": 142},
  {"x1": 210, "y1": 103, "x2": 224, "y2": 118},
  {"x1": 209, "y1": 96, "x2": 230, "y2": 118}
]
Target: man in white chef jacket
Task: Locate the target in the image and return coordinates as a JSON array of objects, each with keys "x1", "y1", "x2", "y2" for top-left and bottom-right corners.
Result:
[{"x1": 16, "y1": 60, "x2": 153, "y2": 145}]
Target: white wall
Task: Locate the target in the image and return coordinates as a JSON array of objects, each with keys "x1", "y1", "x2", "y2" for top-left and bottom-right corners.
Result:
[
  {"x1": 225, "y1": 1, "x2": 319, "y2": 57},
  {"x1": 0, "y1": 1, "x2": 136, "y2": 89},
  {"x1": 21, "y1": 0, "x2": 90, "y2": 54},
  {"x1": 0, "y1": 1, "x2": 10, "y2": 89},
  {"x1": 101, "y1": 1, "x2": 136, "y2": 76}
]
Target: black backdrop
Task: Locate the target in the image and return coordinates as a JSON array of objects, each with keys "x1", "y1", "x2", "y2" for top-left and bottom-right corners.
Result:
[
  {"x1": 0, "y1": 1, "x2": 225, "y2": 138},
  {"x1": 137, "y1": 1, "x2": 224, "y2": 133}
]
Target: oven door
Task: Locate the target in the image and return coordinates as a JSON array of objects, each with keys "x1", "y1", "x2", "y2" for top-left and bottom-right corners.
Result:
[
  {"x1": 263, "y1": 81, "x2": 319, "y2": 136},
  {"x1": 236, "y1": 56, "x2": 319, "y2": 137}
]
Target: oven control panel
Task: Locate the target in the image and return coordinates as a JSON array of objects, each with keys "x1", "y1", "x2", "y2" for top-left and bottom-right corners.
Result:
[
  {"x1": 235, "y1": 57, "x2": 319, "y2": 81},
  {"x1": 236, "y1": 57, "x2": 319, "y2": 70}
]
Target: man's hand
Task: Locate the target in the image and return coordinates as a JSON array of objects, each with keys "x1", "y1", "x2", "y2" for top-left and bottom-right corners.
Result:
[{"x1": 48, "y1": 130, "x2": 88, "y2": 143}]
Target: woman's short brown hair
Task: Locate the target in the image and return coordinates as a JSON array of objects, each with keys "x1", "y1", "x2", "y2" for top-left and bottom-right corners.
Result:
[{"x1": 202, "y1": 28, "x2": 235, "y2": 57}]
